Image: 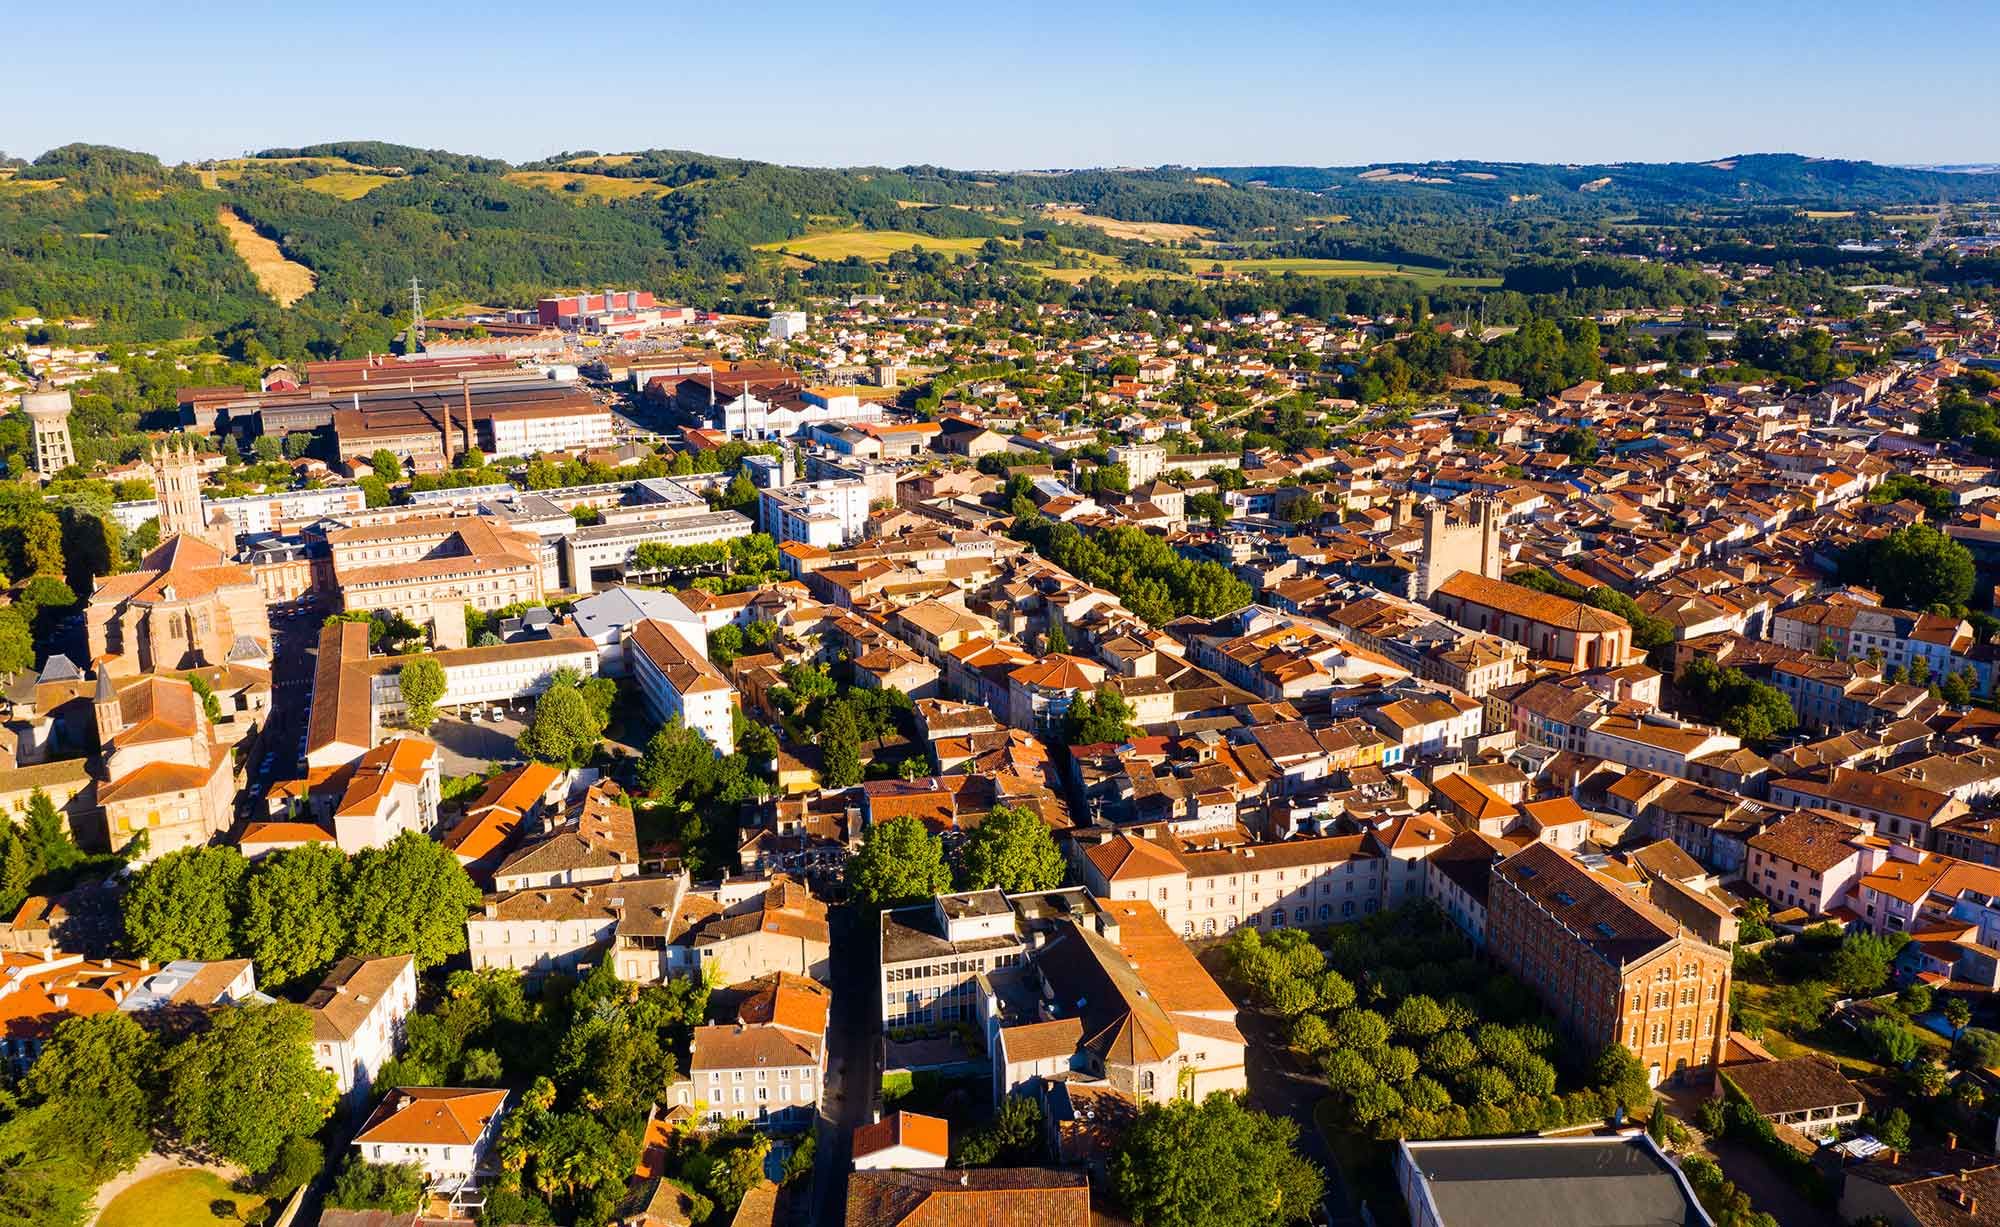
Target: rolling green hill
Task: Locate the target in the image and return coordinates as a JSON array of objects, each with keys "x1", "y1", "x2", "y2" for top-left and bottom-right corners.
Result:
[
  {"x1": 3, "y1": 142, "x2": 1992, "y2": 361},
  {"x1": 1201, "y1": 153, "x2": 2000, "y2": 209}
]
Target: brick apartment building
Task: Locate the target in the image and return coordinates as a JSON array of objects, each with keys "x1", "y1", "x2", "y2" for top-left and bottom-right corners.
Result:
[{"x1": 1487, "y1": 842, "x2": 1731, "y2": 1086}]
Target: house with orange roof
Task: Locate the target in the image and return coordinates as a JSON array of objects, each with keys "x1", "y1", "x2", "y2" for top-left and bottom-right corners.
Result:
[
  {"x1": 491, "y1": 779, "x2": 639, "y2": 893},
  {"x1": 846, "y1": 1167, "x2": 1093, "y2": 1227},
  {"x1": 628, "y1": 617, "x2": 737, "y2": 755},
  {"x1": 1005, "y1": 654, "x2": 1107, "y2": 735},
  {"x1": 991, "y1": 895, "x2": 1245, "y2": 1107},
  {"x1": 354, "y1": 1086, "x2": 509, "y2": 1184},
  {"x1": 0, "y1": 951, "x2": 171, "y2": 1071},
  {"x1": 89, "y1": 670, "x2": 237, "y2": 861},
  {"x1": 327, "y1": 737, "x2": 440, "y2": 852},
  {"x1": 672, "y1": 971, "x2": 830, "y2": 1127},
  {"x1": 851, "y1": 1111, "x2": 949, "y2": 1171},
  {"x1": 441, "y1": 760, "x2": 565, "y2": 879}
]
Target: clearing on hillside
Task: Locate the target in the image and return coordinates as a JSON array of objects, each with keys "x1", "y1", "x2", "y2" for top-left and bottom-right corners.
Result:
[
  {"x1": 1040, "y1": 209, "x2": 1209, "y2": 243},
  {"x1": 502, "y1": 171, "x2": 666, "y2": 199},
  {"x1": 215, "y1": 207, "x2": 316, "y2": 306},
  {"x1": 299, "y1": 171, "x2": 397, "y2": 200},
  {"x1": 753, "y1": 229, "x2": 991, "y2": 261}
]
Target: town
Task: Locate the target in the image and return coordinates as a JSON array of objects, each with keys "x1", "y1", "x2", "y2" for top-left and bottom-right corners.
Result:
[{"x1": 7, "y1": 133, "x2": 2000, "y2": 1227}]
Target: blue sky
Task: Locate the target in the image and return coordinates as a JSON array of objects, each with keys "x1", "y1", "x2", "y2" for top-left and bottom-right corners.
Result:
[{"x1": 13, "y1": 1, "x2": 1997, "y2": 169}]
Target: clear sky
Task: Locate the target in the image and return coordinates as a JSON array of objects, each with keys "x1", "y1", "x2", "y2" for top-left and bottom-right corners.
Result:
[{"x1": 13, "y1": 0, "x2": 1997, "y2": 170}]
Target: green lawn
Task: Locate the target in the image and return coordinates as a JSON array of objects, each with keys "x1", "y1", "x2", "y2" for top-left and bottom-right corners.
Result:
[{"x1": 100, "y1": 1169, "x2": 266, "y2": 1227}]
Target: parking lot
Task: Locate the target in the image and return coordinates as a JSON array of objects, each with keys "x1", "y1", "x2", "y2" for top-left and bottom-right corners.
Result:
[{"x1": 427, "y1": 709, "x2": 531, "y2": 776}]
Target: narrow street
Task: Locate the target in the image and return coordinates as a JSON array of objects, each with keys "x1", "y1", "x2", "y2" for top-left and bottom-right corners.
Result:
[
  {"x1": 1237, "y1": 1002, "x2": 1362, "y2": 1226},
  {"x1": 808, "y1": 906, "x2": 879, "y2": 1227}
]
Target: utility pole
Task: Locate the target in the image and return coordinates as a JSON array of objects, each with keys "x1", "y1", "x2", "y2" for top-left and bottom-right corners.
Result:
[{"x1": 408, "y1": 276, "x2": 425, "y2": 353}]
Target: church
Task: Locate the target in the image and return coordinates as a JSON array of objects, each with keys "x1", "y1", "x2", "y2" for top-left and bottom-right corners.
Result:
[{"x1": 84, "y1": 437, "x2": 270, "y2": 676}]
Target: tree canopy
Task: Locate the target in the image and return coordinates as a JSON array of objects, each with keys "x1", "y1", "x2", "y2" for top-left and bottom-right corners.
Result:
[
  {"x1": 160, "y1": 1003, "x2": 336, "y2": 1172},
  {"x1": 847, "y1": 815, "x2": 952, "y2": 909},
  {"x1": 958, "y1": 803, "x2": 1066, "y2": 893},
  {"x1": 1110, "y1": 1092, "x2": 1324, "y2": 1227},
  {"x1": 397, "y1": 657, "x2": 446, "y2": 732}
]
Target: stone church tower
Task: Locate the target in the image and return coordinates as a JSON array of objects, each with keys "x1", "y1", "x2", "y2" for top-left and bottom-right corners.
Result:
[
  {"x1": 1414, "y1": 497, "x2": 1503, "y2": 601},
  {"x1": 151, "y1": 434, "x2": 224, "y2": 547}
]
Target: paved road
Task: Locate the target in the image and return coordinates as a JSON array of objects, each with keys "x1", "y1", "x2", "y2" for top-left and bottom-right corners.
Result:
[
  {"x1": 241, "y1": 608, "x2": 321, "y2": 814},
  {"x1": 1236, "y1": 1003, "x2": 1363, "y2": 1227},
  {"x1": 809, "y1": 906, "x2": 879, "y2": 1227}
]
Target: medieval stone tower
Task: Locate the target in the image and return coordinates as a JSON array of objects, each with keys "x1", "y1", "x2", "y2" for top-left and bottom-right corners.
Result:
[{"x1": 1414, "y1": 497, "x2": 1503, "y2": 600}]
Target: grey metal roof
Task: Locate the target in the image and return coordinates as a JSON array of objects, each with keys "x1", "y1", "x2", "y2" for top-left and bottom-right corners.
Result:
[
  {"x1": 570, "y1": 586, "x2": 697, "y2": 639},
  {"x1": 1403, "y1": 1136, "x2": 1712, "y2": 1227}
]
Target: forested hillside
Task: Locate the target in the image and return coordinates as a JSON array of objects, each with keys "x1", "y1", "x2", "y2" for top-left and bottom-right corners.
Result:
[{"x1": 3, "y1": 141, "x2": 1993, "y2": 361}]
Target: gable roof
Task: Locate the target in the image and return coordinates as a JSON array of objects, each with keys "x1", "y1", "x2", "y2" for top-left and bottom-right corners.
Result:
[
  {"x1": 852, "y1": 1111, "x2": 950, "y2": 1163},
  {"x1": 354, "y1": 1087, "x2": 507, "y2": 1147},
  {"x1": 845, "y1": 1167, "x2": 1090, "y2": 1227}
]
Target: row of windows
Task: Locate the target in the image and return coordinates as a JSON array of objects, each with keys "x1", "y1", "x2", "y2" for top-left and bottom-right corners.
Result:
[{"x1": 1629, "y1": 1017, "x2": 1712, "y2": 1047}]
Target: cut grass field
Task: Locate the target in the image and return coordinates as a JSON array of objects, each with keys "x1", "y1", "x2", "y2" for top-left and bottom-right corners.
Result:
[
  {"x1": 216, "y1": 207, "x2": 317, "y2": 306},
  {"x1": 502, "y1": 171, "x2": 667, "y2": 200},
  {"x1": 299, "y1": 171, "x2": 397, "y2": 200},
  {"x1": 1204, "y1": 257, "x2": 1499, "y2": 288},
  {"x1": 1040, "y1": 208, "x2": 1210, "y2": 243},
  {"x1": 753, "y1": 228, "x2": 991, "y2": 261},
  {"x1": 99, "y1": 1169, "x2": 266, "y2": 1227}
]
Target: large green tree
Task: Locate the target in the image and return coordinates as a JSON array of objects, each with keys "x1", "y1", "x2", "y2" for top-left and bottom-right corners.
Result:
[
  {"x1": 1065, "y1": 686, "x2": 1138, "y2": 745},
  {"x1": 1110, "y1": 1093, "x2": 1324, "y2": 1227},
  {"x1": 161, "y1": 1003, "x2": 336, "y2": 1172},
  {"x1": 958, "y1": 804, "x2": 1066, "y2": 893},
  {"x1": 818, "y1": 701, "x2": 864, "y2": 789},
  {"x1": 1853, "y1": 522, "x2": 1976, "y2": 611},
  {"x1": 22, "y1": 1012, "x2": 159, "y2": 1180},
  {"x1": 240, "y1": 843, "x2": 350, "y2": 989},
  {"x1": 636, "y1": 719, "x2": 718, "y2": 798},
  {"x1": 396, "y1": 657, "x2": 446, "y2": 732},
  {"x1": 344, "y1": 832, "x2": 482, "y2": 968},
  {"x1": 846, "y1": 815, "x2": 952, "y2": 909},
  {"x1": 122, "y1": 845, "x2": 248, "y2": 963},
  {"x1": 518, "y1": 679, "x2": 603, "y2": 768}
]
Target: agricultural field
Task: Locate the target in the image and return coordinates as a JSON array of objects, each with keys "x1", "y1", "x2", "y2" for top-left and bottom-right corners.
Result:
[
  {"x1": 215, "y1": 207, "x2": 317, "y2": 306},
  {"x1": 299, "y1": 171, "x2": 397, "y2": 199},
  {"x1": 1035, "y1": 265, "x2": 1182, "y2": 285},
  {"x1": 1040, "y1": 208, "x2": 1210, "y2": 243},
  {"x1": 753, "y1": 228, "x2": 991, "y2": 261},
  {"x1": 567, "y1": 153, "x2": 637, "y2": 167},
  {"x1": 502, "y1": 171, "x2": 667, "y2": 199},
  {"x1": 1202, "y1": 257, "x2": 1499, "y2": 288}
]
